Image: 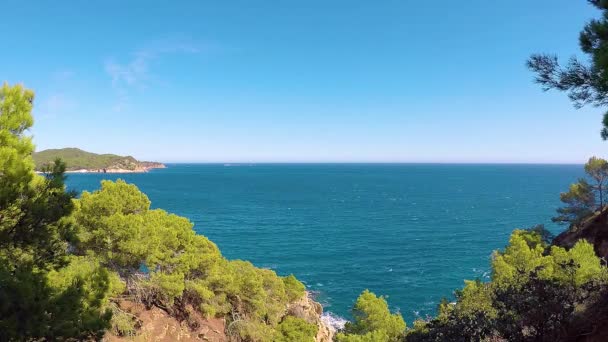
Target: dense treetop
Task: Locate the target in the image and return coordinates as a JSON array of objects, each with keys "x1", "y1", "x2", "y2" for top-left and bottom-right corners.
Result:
[{"x1": 0, "y1": 83, "x2": 111, "y2": 340}]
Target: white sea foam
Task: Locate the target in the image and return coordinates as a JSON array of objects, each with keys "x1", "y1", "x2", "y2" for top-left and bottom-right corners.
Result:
[{"x1": 321, "y1": 312, "x2": 348, "y2": 332}]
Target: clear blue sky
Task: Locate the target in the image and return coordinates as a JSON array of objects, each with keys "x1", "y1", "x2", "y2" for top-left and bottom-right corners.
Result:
[{"x1": 0, "y1": 1, "x2": 603, "y2": 163}]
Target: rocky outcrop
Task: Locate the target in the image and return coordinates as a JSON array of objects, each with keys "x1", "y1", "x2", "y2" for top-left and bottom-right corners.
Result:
[
  {"x1": 105, "y1": 301, "x2": 226, "y2": 342},
  {"x1": 68, "y1": 164, "x2": 166, "y2": 173},
  {"x1": 139, "y1": 161, "x2": 167, "y2": 171},
  {"x1": 105, "y1": 294, "x2": 332, "y2": 342},
  {"x1": 553, "y1": 209, "x2": 608, "y2": 260},
  {"x1": 287, "y1": 293, "x2": 334, "y2": 342},
  {"x1": 33, "y1": 147, "x2": 166, "y2": 173}
]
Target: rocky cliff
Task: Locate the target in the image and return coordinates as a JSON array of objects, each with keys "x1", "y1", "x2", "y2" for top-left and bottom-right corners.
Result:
[
  {"x1": 553, "y1": 208, "x2": 608, "y2": 260},
  {"x1": 33, "y1": 147, "x2": 166, "y2": 173},
  {"x1": 106, "y1": 293, "x2": 333, "y2": 342},
  {"x1": 286, "y1": 294, "x2": 335, "y2": 342}
]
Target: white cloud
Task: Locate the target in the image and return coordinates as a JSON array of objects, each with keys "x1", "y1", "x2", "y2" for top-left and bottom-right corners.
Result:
[
  {"x1": 36, "y1": 93, "x2": 77, "y2": 119},
  {"x1": 104, "y1": 41, "x2": 200, "y2": 93},
  {"x1": 105, "y1": 51, "x2": 151, "y2": 88},
  {"x1": 104, "y1": 40, "x2": 202, "y2": 111}
]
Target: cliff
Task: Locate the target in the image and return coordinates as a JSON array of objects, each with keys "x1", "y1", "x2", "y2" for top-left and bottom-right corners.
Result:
[
  {"x1": 552, "y1": 210, "x2": 608, "y2": 341},
  {"x1": 286, "y1": 294, "x2": 334, "y2": 342},
  {"x1": 106, "y1": 300, "x2": 227, "y2": 342},
  {"x1": 106, "y1": 293, "x2": 333, "y2": 342},
  {"x1": 553, "y1": 208, "x2": 608, "y2": 260},
  {"x1": 33, "y1": 147, "x2": 165, "y2": 173}
]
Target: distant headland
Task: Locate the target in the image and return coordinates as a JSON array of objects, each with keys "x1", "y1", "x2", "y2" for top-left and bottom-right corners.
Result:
[{"x1": 33, "y1": 148, "x2": 166, "y2": 173}]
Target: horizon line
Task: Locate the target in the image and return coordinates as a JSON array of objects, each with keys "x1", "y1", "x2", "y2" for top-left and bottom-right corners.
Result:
[{"x1": 156, "y1": 161, "x2": 585, "y2": 165}]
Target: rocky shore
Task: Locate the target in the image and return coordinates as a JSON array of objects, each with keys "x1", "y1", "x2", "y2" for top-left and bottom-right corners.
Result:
[
  {"x1": 287, "y1": 293, "x2": 335, "y2": 342},
  {"x1": 65, "y1": 163, "x2": 166, "y2": 173},
  {"x1": 33, "y1": 147, "x2": 166, "y2": 173}
]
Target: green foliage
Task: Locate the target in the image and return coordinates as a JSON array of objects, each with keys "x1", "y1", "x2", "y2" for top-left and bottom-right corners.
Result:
[
  {"x1": 283, "y1": 274, "x2": 306, "y2": 302},
  {"x1": 336, "y1": 330, "x2": 390, "y2": 342},
  {"x1": 0, "y1": 83, "x2": 74, "y2": 270},
  {"x1": 0, "y1": 83, "x2": 34, "y2": 183},
  {"x1": 408, "y1": 319, "x2": 430, "y2": 338},
  {"x1": 528, "y1": 1, "x2": 608, "y2": 138},
  {"x1": 74, "y1": 180, "x2": 222, "y2": 274},
  {"x1": 491, "y1": 231, "x2": 607, "y2": 341},
  {"x1": 493, "y1": 230, "x2": 606, "y2": 289},
  {"x1": 0, "y1": 83, "x2": 309, "y2": 341},
  {"x1": 72, "y1": 179, "x2": 309, "y2": 340},
  {"x1": 553, "y1": 179, "x2": 596, "y2": 226},
  {"x1": 45, "y1": 256, "x2": 116, "y2": 339},
  {"x1": 492, "y1": 229, "x2": 553, "y2": 289},
  {"x1": 47, "y1": 256, "x2": 123, "y2": 306},
  {"x1": 274, "y1": 316, "x2": 318, "y2": 342},
  {"x1": 409, "y1": 229, "x2": 608, "y2": 341},
  {"x1": 4, "y1": 83, "x2": 608, "y2": 342},
  {"x1": 109, "y1": 303, "x2": 139, "y2": 337},
  {"x1": 454, "y1": 280, "x2": 496, "y2": 321},
  {"x1": 586, "y1": 156, "x2": 608, "y2": 209},
  {"x1": 337, "y1": 290, "x2": 405, "y2": 342},
  {"x1": 585, "y1": 156, "x2": 608, "y2": 182},
  {"x1": 524, "y1": 224, "x2": 554, "y2": 247},
  {"x1": 32, "y1": 147, "x2": 161, "y2": 171},
  {"x1": 552, "y1": 157, "x2": 608, "y2": 227},
  {"x1": 550, "y1": 240, "x2": 605, "y2": 286},
  {"x1": 227, "y1": 320, "x2": 275, "y2": 342},
  {"x1": 0, "y1": 83, "x2": 111, "y2": 340}
]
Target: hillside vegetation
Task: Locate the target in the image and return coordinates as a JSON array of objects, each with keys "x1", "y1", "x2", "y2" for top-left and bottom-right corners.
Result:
[
  {"x1": 5, "y1": 2, "x2": 608, "y2": 340},
  {"x1": 5, "y1": 82, "x2": 608, "y2": 342},
  {"x1": 33, "y1": 147, "x2": 164, "y2": 171},
  {"x1": 0, "y1": 84, "x2": 321, "y2": 341}
]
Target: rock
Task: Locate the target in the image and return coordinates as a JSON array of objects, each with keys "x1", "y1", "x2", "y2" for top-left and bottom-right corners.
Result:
[
  {"x1": 104, "y1": 301, "x2": 226, "y2": 342},
  {"x1": 287, "y1": 293, "x2": 334, "y2": 342},
  {"x1": 553, "y1": 209, "x2": 608, "y2": 260},
  {"x1": 105, "y1": 294, "x2": 333, "y2": 342}
]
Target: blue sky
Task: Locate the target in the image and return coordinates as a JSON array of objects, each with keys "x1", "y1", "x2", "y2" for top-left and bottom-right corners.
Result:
[{"x1": 0, "y1": 1, "x2": 603, "y2": 163}]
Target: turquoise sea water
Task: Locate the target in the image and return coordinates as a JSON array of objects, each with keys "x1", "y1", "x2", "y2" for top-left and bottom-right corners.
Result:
[{"x1": 65, "y1": 164, "x2": 582, "y2": 323}]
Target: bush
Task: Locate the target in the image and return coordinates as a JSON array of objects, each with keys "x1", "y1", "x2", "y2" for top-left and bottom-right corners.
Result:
[
  {"x1": 274, "y1": 316, "x2": 318, "y2": 342},
  {"x1": 337, "y1": 290, "x2": 406, "y2": 342},
  {"x1": 71, "y1": 179, "x2": 310, "y2": 340}
]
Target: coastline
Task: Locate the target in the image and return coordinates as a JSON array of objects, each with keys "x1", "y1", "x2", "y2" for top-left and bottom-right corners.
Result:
[
  {"x1": 37, "y1": 164, "x2": 166, "y2": 174},
  {"x1": 66, "y1": 165, "x2": 166, "y2": 173}
]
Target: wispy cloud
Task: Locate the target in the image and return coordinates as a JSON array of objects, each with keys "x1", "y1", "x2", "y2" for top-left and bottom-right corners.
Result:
[
  {"x1": 51, "y1": 70, "x2": 75, "y2": 83},
  {"x1": 34, "y1": 70, "x2": 78, "y2": 120},
  {"x1": 37, "y1": 93, "x2": 77, "y2": 120},
  {"x1": 104, "y1": 40, "x2": 202, "y2": 111},
  {"x1": 105, "y1": 51, "x2": 151, "y2": 88}
]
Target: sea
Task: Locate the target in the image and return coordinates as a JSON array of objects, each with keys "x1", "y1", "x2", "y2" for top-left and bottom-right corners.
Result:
[{"x1": 64, "y1": 163, "x2": 583, "y2": 325}]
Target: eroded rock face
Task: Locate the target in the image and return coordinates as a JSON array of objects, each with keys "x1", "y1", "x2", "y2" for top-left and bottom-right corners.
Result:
[
  {"x1": 105, "y1": 294, "x2": 332, "y2": 342},
  {"x1": 286, "y1": 294, "x2": 334, "y2": 342},
  {"x1": 553, "y1": 209, "x2": 608, "y2": 260},
  {"x1": 105, "y1": 301, "x2": 226, "y2": 342}
]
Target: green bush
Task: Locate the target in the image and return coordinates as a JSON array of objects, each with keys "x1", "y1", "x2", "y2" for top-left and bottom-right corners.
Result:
[
  {"x1": 274, "y1": 316, "x2": 318, "y2": 342},
  {"x1": 336, "y1": 289, "x2": 406, "y2": 342},
  {"x1": 71, "y1": 179, "x2": 309, "y2": 340}
]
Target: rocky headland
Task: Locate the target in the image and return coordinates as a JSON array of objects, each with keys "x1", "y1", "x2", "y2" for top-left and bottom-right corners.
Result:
[{"x1": 33, "y1": 147, "x2": 165, "y2": 173}]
